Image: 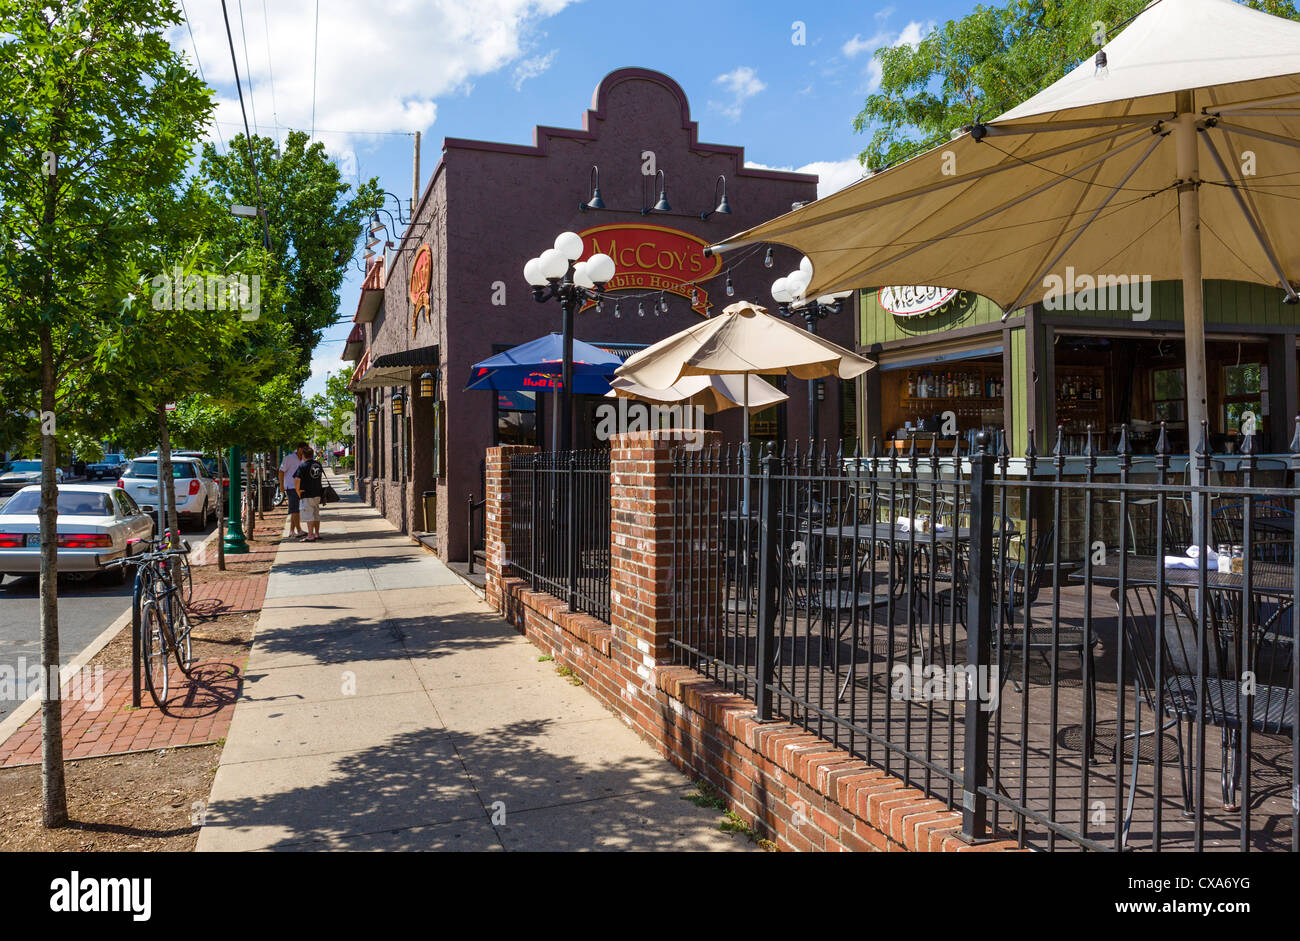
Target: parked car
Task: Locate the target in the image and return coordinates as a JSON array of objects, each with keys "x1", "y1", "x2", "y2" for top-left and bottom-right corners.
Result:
[
  {"x1": 0, "y1": 460, "x2": 65, "y2": 496},
  {"x1": 0, "y1": 484, "x2": 154, "y2": 582},
  {"x1": 116, "y1": 456, "x2": 220, "y2": 530},
  {"x1": 86, "y1": 452, "x2": 127, "y2": 480},
  {"x1": 175, "y1": 451, "x2": 231, "y2": 499}
]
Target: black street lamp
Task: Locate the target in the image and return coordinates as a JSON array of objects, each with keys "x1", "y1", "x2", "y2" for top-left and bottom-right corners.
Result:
[
  {"x1": 772, "y1": 256, "x2": 853, "y2": 445},
  {"x1": 523, "y1": 233, "x2": 616, "y2": 451}
]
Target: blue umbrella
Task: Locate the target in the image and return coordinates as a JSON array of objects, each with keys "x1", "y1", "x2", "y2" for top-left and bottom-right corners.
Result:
[{"x1": 465, "y1": 333, "x2": 622, "y2": 395}]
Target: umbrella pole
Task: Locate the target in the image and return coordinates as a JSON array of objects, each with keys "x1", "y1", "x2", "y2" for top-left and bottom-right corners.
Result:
[
  {"x1": 742, "y1": 374, "x2": 751, "y2": 514},
  {"x1": 1176, "y1": 102, "x2": 1210, "y2": 547}
]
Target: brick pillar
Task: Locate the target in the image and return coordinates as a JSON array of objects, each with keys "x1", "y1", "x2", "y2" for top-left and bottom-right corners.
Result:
[
  {"x1": 609, "y1": 430, "x2": 721, "y2": 712},
  {"x1": 484, "y1": 444, "x2": 538, "y2": 609}
]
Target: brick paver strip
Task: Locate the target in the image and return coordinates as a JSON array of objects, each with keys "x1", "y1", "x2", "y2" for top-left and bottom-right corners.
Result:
[
  {"x1": 190, "y1": 575, "x2": 267, "y2": 614},
  {"x1": 0, "y1": 659, "x2": 242, "y2": 768}
]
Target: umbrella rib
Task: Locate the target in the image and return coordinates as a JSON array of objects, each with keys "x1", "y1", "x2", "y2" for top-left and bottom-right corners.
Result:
[
  {"x1": 983, "y1": 113, "x2": 1173, "y2": 136},
  {"x1": 1199, "y1": 127, "x2": 1298, "y2": 300},
  {"x1": 1210, "y1": 120, "x2": 1300, "y2": 152},
  {"x1": 707, "y1": 124, "x2": 1150, "y2": 255},
  {"x1": 998, "y1": 130, "x2": 1168, "y2": 319},
  {"x1": 818, "y1": 128, "x2": 1161, "y2": 297},
  {"x1": 1209, "y1": 91, "x2": 1300, "y2": 115}
]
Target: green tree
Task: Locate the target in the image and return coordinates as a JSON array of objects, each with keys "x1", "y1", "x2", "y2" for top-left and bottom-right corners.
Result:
[
  {"x1": 0, "y1": 0, "x2": 214, "y2": 827},
  {"x1": 853, "y1": 0, "x2": 1300, "y2": 170},
  {"x1": 199, "y1": 131, "x2": 382, "y2": 381},
  {"x1": 309, "y1": 369, "x2": 357, "y2": 456}
]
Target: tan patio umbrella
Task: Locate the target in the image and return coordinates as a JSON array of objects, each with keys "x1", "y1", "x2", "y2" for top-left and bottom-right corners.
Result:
[
  {"x1": 605, "y1": 373, "x2": 789, "y2": 415},
  {"x1": 708, "y1": 0, "x2": 1300, "y2": 529},
  {"x1": 616, "y1": 300, "x2": 874, "y2": 450}
]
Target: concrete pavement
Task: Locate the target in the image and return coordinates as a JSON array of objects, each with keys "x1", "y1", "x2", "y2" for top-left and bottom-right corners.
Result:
[{"x1": 197, "y1": 484, "x2": 751, "y2": 851}]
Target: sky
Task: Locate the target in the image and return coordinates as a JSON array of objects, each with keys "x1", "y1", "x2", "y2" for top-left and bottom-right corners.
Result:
[{"x1": 169, "y1": 0, "x2": 977, "y2": 399}]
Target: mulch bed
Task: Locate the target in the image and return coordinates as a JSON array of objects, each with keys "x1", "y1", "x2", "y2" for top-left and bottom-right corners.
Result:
[{"x1": 0, "y1": 506, "x2": 287, "y2": 850}]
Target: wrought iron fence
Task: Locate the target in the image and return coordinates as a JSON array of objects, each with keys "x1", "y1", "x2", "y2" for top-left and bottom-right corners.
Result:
[
  {"x1": 670, "y1": 426, "x2": 1299, "y2": 852},
  {"x1": 508, "y1": 450, "x2": 611, "y2": 622}
]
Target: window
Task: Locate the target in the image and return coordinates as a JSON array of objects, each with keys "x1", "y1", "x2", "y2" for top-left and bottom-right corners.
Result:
[
  {"x1": 390, "y1": 390, "x2": 400, "y2": 482},
  {"x1": 1152, "y1": 367, "x2": 1186, "y2": 423},
  {"x1": 495, "y1": 390, "x2": 537, "y2": 448},
  {"x1": 2, "y1": 491, "x2": 112, "y2": 516},
  {"x1": 125, "y1": 460, "x2": 196, "y2": 478},
  {"x1": 1223, "y1": 362, "x2": 1264, "y2": 433}
]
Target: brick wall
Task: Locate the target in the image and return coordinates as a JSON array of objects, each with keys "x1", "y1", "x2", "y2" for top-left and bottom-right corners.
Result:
[{"x1": 484, "y1": 432, "x2": 1017, "y2": 853}]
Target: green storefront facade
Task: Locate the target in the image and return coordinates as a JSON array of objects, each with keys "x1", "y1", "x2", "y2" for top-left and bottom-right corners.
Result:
[{"x1": 857, "y1": 279, "x2": 1299, "y2": 460}]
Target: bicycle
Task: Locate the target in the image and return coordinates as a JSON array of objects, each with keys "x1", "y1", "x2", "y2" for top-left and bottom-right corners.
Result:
[{"x1": 105, "y1": 538, "x2": 196, "y2": 706}]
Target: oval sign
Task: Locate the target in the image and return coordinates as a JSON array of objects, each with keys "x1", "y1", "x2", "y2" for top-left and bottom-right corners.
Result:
[
  {"x1": 879, "y1": 285, "x2": 959, "y2": 317},
  {"x1": 578, "y1": 224, "x2": 722, "y2": 317}
]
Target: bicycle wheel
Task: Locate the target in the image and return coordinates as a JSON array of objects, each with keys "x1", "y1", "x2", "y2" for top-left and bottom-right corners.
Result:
[
  {"x1": 140, "y1": 601, "x2": 171, "y2": 706},
  {"x1": 173, "y1": 553, "x2": 193, "y2": 606},
  {"x1": 170, "y1": 602, "x2": 195, "y2": 676}
]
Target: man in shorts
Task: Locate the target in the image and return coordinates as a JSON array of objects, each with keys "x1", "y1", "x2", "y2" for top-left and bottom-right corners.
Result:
[
  {"x1": 293, "y1": 446, "x2": 326, "y2": 542},
  {"x1": 279, "y1": 442, "x2": 307, "y2": 538}
]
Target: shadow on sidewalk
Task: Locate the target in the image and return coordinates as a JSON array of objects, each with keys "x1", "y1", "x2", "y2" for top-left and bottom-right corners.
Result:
[{"x1": 203, "y1": 723, "x2": 735, "y2": 851}]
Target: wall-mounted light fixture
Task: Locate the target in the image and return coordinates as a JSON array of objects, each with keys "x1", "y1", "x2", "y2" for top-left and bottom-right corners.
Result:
[
  {"x1": 418, "y1": 371, "x2": 435, "y2": 397},
  {"x1": 641, "y1": 170, "x2": 670, "y2": 215},
  {"x1": 391, "y1": 392, "x2": 405, "y2": 417},
  {"x1": 699, "y1": 175, "x2": 732, "y2": 220},
  {"x1": 578, "y1": 166, "x2": 605, "y2": 212}
]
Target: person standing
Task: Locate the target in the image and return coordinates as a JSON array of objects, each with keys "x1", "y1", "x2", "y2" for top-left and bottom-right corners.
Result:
[
  {"x1": 294, "y1": 446, "x2": 326, "y2": 542},
  {"x1": 278, "y1": 442, "x2": 307, "y2": 538}
]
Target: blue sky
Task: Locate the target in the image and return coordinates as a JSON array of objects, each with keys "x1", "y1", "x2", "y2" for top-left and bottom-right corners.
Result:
[{"x1": 171, "y1": 0, "x2": 977, "y2": 397}]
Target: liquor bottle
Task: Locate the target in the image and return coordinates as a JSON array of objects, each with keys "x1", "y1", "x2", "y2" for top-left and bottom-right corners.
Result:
[{"x1": 907, "y1": 373, "x2": 915, "y2": 397}]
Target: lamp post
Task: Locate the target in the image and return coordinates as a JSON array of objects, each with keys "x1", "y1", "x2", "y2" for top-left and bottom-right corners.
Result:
[
  {"x1": 772, "y1": 256, "x2": 853, "y2": 446},
  {"x1": 223, "y1": 445, "x2": 249, "y2": 554},
  {"x1": 523, "y1": 233, "x2": 616, "y2": 451}
]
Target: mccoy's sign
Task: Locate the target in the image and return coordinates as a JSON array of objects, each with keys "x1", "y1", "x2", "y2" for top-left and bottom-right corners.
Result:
[
  {"x1": 579, "y1": 224, "x2": 720, "y2": 317},
  {"x1": 879, "y1": 285, "x2": 959, "y2": 318}
]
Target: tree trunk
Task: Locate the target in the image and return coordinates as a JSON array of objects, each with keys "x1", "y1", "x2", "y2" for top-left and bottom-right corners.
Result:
[
  {"x1": 38, "y1": 323, "x2": 68, "y2": 828},
  {"x1": 157, "y1": 404, "x2": 179, "y2": 549}
]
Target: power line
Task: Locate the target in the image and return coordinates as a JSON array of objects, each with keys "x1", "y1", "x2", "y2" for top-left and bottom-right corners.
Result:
[
  {"x1": 211, "y1": 119, "x2": 416, "y2": 138},
  {"x1": 310, "y1": 0, "x2": 320, "y2": 138},
  {"x1": 236, "y1": 0, "x2": 259, "y2": 136},
  {"x1": 261, "y1": 0, "x2": 279, "y2": 146},
  {"x1": 220, "y1": 0, "x2": 272, "y2": 251},
  {"x1": 179, "y1": 0, "x2": 226, "y2": 156}
]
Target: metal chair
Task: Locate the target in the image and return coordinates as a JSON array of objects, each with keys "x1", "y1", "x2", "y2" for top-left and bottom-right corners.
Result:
[{"x1": 1115, "y1": 583, "x2": 1295, "y2": 844}]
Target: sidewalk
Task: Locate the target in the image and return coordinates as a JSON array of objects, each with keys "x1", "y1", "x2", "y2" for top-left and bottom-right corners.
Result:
[{"x1": 197, "y1": 483, "x2": 751, "y2": 851}]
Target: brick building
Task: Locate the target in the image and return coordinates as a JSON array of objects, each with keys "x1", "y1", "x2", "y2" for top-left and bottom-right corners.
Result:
[{"x1": 344, "y1": 67, "x2": 856, "y2": 562}]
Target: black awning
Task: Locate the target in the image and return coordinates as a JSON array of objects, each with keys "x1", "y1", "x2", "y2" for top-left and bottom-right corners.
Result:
[
  {"x1": 371, "y1": 344, "x2": 439, "y2": 369},
  {"x1": 592, "y1": 342, "x2": 647, "y2": 362}
]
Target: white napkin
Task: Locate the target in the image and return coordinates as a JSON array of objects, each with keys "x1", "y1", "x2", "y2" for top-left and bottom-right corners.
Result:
[
  {"x1": 896, "y1": 516, "x2": 949, "y2": 534},
  {"x1": 1164, "y1": 546, "x2": 1218, "y2": 570}
]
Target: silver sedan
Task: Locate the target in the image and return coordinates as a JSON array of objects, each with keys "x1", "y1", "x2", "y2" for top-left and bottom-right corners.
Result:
[{"x1": 0, "y1": 484, "x2": 154, "y2": 582}]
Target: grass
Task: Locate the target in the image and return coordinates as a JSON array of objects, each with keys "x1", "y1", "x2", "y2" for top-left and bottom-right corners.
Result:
[
  {"x1": 683, "y1": 781, "x2": 777, "y2": 850},
  {"x1": 554, "y1": 663, "x2": 583, "y2": 686}
]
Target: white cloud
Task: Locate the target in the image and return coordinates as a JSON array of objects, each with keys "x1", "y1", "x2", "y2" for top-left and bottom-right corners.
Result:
[
  {"x1": 710, "y1": 66, "x2": 766, "y2": 121},
  {"x1": 512, "y1": 49, "x2": 558, "y2": 90},
  {"x1": 842, "y1": 30, "x2": 889, "y2": 58},
  {"x1": 842, "y1": 19, "x2": 934, "y2": 93},
  {"x1": 170, "y1": 0, "x2": 577, "y2": 162},
  {"x1": 745, "y1": 157, "x2": 866, "y2": 200}
]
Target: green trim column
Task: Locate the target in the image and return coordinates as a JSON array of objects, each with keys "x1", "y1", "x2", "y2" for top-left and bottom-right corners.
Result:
[
  {"x1": 1005, "y1": 325, "x2": 1030, "y2": 458},
  {"x1": 223, "y1": 445, "x2": 249, "y2": 554}
]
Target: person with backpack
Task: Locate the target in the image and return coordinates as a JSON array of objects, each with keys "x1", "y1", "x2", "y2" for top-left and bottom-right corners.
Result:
[{"x1": 293, "y1": 446, "x2": 326, "y2": 542}]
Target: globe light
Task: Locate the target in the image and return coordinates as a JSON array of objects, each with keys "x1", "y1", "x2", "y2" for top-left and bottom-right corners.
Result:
[
  {"x1": 799, "y1": 255, "x2": 814, "y2": 277},
  {"x1": 771, "y1": 277, "x2": 793, "y2": 303},
  {"x1": 572, "y1": 261, "x2": 595, "y2": 288},
  {"x1": 787, "y1": 268, "x2": 811, "y2": 298},
  {"x1": 585, "y1": 252, "x2": 615, "y2": 284},
  {"x1": 538, "y1": 248, "x2": 569, "y2": 280},
  {"x1": 554, "y1": 231, "x2": 585, "y2": 261},
  {"x1": 523, "y1": 256, "x2": 547, "y2": 287}
]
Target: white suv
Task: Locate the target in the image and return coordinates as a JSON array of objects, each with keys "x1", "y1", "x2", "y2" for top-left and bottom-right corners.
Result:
[{"x1": 116, "y1": 456, "x2": 220, "y2": 530}]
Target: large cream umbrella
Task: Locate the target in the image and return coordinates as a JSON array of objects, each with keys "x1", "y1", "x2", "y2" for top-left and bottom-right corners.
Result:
[
  {"x1": 605, "y1": 373, "x2": 789, "y2": 415},
  {"x1": 708, "y1": 0, "x2": 1300, "y2": 532}
]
